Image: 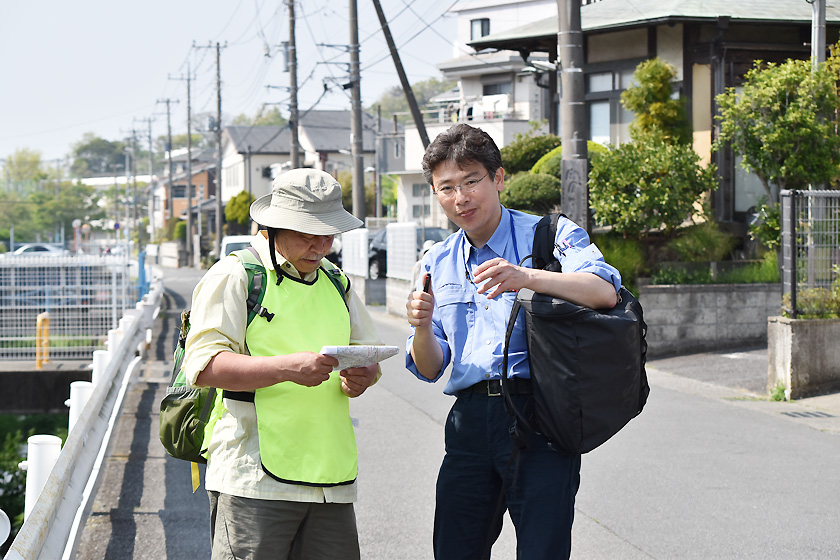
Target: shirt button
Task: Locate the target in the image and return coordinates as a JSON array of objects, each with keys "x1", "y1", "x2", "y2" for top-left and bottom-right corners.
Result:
[
  {"x1": 484, "y1": 373, "x2": 490, "y2": 379},
  {"x1": 484, "y1": 305, "x2": 489, "y2": 310},
  {"x1": 486, "y1": 339, "x2": 491, "y2": 345}
]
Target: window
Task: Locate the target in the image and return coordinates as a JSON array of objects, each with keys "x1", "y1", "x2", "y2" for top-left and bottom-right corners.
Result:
[
  {"x1": 471, "y1": 18, "x2": 490, "y2": 41},
  {"x1": 412, "y1": 204, "x2": 430, "y2": 218},
  {"x1": 171, "y1": 186, "x2": 186, "y2": 199},
  {"x1": 412, "y1": 183, "x2": 427, "y2": 197},
  {"x1": 584, "y1": 64, "x2": 643, "y2": 145},
  {"x1": 482, "y1": 82, "x2": 512, "y2": 96}
]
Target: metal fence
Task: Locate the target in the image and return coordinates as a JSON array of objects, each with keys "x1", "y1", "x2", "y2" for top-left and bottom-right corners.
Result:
[
  {"x1": 0, "y1": 253, "x2": 138, "y2": 360},
  {"x1": 780, "y1": 189, "x2": 840, "y2": 317}
]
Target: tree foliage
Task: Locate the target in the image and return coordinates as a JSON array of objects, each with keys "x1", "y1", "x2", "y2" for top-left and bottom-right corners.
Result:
[
  {"x1": 70, "y1": 133, "x2": 126, "y2": 176},
  {"x1": 225, "y1": 190, "x2": 255, "y2": 229},
  {"x1": 28, "y1": 182, "x2": 105, "y2": 241},
  {"x1": 500, "y1": 129, "x2": 561, "y2": 174},
  {"x1": 5, "y1": 148, "x2": 45, "y2": 184},
  {"x1": 369, "y1": 78, "x2": 455, "y2": 123},
  {"x1": 531, "y1": 141, "x2": 608, "y2": 179},
  {"x1": 231, "y1": 106, "x2": 288, "y2": 127},
  {"x1": 501, "y1": 172, "x2": 562, "y2": 214},
  {"x1": 589, "y1": 139, "x2": 718, "y2": 237},
  {"x1": 714, "y1": 55, "x2": 840, "y2": 204},
  {"x1": 621, "y1": 58, "x2": 692, "y2": 144}
]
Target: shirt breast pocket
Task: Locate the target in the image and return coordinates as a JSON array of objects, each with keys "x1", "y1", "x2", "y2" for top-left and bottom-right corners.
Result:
[{"x1": 435, "y1": 288, "x2": 476, "y2": 360}]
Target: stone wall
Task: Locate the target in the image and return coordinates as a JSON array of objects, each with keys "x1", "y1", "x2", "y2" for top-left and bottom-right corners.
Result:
[
  {"x1": 639, "y1": 283, "x2": 781, "y2": 358},
  {"x1": 768, "y1": 316, "x2": 840, "y2": 399}
]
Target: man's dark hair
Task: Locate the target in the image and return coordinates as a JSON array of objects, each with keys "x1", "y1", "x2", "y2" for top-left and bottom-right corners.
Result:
[{"x1": 421, "y1": 124, "x2": 503, "y2": 186}]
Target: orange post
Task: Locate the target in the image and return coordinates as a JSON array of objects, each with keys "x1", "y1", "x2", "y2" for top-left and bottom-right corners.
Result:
[{"x1": 35, "y1": 312, "x2": 50, "y2": 370}]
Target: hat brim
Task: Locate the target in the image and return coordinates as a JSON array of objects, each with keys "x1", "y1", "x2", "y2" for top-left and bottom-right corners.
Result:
[{"x1": 250, "y1": 193, "x2": 364, "y2": 235}]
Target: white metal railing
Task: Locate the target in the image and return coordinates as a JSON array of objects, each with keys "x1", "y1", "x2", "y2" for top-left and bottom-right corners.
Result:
[
  {"x1": 3, "y1": 269, "x2": 163, "y2": 560},
  {"x1": 0, "y1": 253, "x2": 137, "y2": 360}
]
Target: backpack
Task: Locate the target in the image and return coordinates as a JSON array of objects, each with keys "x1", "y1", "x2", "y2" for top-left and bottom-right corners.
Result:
[
  {"x1": 502, "y1": 213, "x2": 649, "y2": 454},
  {"x1": 158, "y1": 247, "x2": 349, "y2": 472}
]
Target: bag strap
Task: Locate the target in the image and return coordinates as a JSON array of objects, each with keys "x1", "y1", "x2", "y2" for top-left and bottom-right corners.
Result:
[{"x1": 234, "y1": 246, "x2": 274, "y2": 325}]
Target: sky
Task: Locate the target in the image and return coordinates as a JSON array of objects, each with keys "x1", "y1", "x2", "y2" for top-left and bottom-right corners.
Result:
[{"x1": 0, "y1": 0, "x2": 458, "y2": 165}]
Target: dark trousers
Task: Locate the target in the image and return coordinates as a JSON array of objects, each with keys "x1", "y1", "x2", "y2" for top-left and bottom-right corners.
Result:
[{"x1": 433, "y1": 392, "x2": 581, "y2": 560}]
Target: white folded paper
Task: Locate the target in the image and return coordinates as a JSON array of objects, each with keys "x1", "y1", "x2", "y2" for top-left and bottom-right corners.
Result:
[{"x1": 319, "y1": 345, "x2": 400, "y2": 370}]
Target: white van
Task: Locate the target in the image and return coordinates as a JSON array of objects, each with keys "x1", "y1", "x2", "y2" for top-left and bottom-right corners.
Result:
[{"x1": 220, "y1": 235, "x2": 253, "y2": 257}]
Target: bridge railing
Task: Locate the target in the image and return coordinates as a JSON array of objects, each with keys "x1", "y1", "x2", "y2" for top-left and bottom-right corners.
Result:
[{"x1": 3, "y1": 268, "x2": 164, "y2": 560}]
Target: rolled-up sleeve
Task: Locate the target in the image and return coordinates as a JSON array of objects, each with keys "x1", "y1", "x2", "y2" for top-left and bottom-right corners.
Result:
[
  {"x1": 183, "y1": 257, "x2": 249, "y2": 386},
  {"x1": 554, "y1": 217, "x2": 622, "y2": 293}
]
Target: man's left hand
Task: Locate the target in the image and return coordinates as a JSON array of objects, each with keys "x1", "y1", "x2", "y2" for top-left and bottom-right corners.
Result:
[
  {"x1": 339, "y1": 364, "x2": 378, "y2": 397},
  {"x1": 472, "y1": 257, "x2": 530, "y2": 299}
]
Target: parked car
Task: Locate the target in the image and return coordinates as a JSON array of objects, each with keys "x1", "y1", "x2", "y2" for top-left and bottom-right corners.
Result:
[
  {"x1": 220, "y1": 235, "x2": 253, "y2": 257},
  {"x1": 368, "y1": 227, "x2": 450, "y2": 279},
  {"x1": 12, "y1": 243, "x2": 69, "y2": 255}
]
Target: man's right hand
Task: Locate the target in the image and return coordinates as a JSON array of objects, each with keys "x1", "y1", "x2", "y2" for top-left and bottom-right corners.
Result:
[
  {"x1": 406, "y1": 273, "x2": 434, "y2": 329},
  {"x1": 281, "y1": 351, "x2": 336, "y2": 387}
]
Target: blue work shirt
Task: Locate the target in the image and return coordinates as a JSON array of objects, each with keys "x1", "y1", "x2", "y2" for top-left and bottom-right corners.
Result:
[{"x1": 405, "y1": 206, "x2": 621, "y2": 395}]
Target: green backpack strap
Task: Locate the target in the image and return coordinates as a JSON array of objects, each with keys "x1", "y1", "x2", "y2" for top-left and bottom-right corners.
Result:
[
  {"x1": 233, "y1": 246, "x2": 273, "y2": 325},
  {"x1": 319, "y1": 258, "x2": 350, "y2": 310}
]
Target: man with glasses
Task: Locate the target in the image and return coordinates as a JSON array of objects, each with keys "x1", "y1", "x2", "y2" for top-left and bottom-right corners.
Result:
[{"x1": 405, "y1": 123, "x2": 621, "y2": 559}]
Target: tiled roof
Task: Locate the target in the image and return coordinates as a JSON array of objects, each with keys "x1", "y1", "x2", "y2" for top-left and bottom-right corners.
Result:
[{"x1": 469, "y1": 0, "x2": 840, "y2": 50}]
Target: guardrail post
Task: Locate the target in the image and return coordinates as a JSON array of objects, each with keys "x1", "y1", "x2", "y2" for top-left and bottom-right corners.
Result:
[
  {"x1": 92, "y1": 349, "x2": 109, "y2": 387},
  {"x1": 107, "y1": 328, "x2": 122, "y2": 359},
  {"x1": 65, "y1": 381, "x2": 94, "y2": 433},
  {"x1": 19, "y1": 435, "x2": 62, "y2": 520}
]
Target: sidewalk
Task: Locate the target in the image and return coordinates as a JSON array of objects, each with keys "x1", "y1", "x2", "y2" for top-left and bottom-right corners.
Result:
[{"x1": 646, "y1": 347, "x2": 840, "y2": 435}]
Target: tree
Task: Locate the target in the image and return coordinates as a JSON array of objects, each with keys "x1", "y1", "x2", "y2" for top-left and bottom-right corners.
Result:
[
  {"x1": 225, "y1": 190, "x2": 255, "y2": 233},
  {"x1": 621, "y1": 58, "x2": 692, "y2": 144},
  {"x1": 368, "y1": 78, "x2": 455, "y2": 122},
  {"x1": 5, "y1": 148, "x2": 45, "y2": 185},
  {"x1": 338, "y1": 171, "x2": 377, "y2": 217},
  {"x1": 28, "y1": 181, "x2": 104, "y2": 241},
  {"x1": 70, "y1": 133, "x2": 126, "y2": 177},
  {"x1": 231, "y1": 106, "x2": 288, "y2": 127},
  {"x1": 589, "y1": 139, "x2": 718, "y2": 238},
  {"x1": 715, "y1": 56, "x2": 840, "y2": 205}
]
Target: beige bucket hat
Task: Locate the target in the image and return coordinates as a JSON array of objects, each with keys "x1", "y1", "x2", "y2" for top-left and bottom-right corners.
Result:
[{"x1": 250, "y1": 168, "x2": 363, "y2": 235}]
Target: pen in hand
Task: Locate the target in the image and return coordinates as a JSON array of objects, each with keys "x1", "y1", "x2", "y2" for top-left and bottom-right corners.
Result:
[{"x1": 423, "y1": 273, "x2": 432, "y2": 293}]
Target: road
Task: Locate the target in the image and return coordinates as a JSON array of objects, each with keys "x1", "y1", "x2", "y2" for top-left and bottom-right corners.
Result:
[{"x1": 75, "y1": 267, "x2": 840, "y2": 559}]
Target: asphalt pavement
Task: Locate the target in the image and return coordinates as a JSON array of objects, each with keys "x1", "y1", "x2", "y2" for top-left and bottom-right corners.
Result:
[{"x1": 75, "y1": 267, "x2": 840, "y2": 559}]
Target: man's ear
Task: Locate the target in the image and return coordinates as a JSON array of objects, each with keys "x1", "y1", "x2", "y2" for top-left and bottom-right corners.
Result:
[{"x1": 494, "y1": 167, "x2": 506, "y2": 193}]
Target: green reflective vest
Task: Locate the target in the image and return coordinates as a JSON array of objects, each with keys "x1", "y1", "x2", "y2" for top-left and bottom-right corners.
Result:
[{"x1": 247, "y1": 264, "x2": 355, "y2": 487}]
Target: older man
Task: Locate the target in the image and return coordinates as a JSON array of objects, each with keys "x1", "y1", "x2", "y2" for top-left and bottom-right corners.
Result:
[{"x1": 184, "y1": 168, "x2": 384, "y2": 560}]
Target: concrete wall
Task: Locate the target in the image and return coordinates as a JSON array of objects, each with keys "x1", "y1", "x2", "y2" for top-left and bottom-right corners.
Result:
[
  {"x1": 640, "y1": 283, "x2": 781, "y2": 358},
  {"x1": 768, "y1": 316, "x2": 840, "y2": 399}
]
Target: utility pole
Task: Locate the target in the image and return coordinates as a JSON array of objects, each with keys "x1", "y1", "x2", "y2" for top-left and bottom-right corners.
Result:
[
  {"x1": 557, "y1": 0, "x2": 589, "y2": 231},
  {"x1": 156, "y1": 98, "x2": 179, "y2": 224},
  {"x1": 135, "y1": 116, "x2": 155, "y2": 244},
  {"x1": 288, "y1": 0, "x2": 300, "y2": 168},
  {"x1": 371, "y1": 0, "x2": 430, "y2": 149},
  {"x1": 349, "y1": 0, "x2": 365, "y2": 220},
  {"x1": 196, "y1": 41, "x2": 227, "y2": 258},
  {"x1": 170, "y1": 65, "x2": 194, "y2": 263},
  {"x1": 811, "y1": 0, "x2": 826, "y2": 69}
]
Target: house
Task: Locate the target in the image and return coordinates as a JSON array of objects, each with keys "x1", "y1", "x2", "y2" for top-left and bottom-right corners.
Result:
[
  {"x1": 435, "y1": 0, "x2": 840, "y2": 228},
  {"x1": 219, "y1": 110, "x2": 377, "y2": 207}
]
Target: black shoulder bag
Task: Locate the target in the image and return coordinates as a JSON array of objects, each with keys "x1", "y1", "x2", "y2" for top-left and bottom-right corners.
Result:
[{"x1": 501, "y1": 213, "x2": 649, "y2": 454}]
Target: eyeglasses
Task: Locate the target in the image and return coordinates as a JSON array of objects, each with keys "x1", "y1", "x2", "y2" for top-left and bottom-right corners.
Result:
[{"x1": 433, "y1": 172, "x2": 488, "y2": 199}]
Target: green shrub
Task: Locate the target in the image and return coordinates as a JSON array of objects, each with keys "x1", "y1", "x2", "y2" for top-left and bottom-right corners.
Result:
[
  {"x1": 592, "y1": 233, "x2": 646, "y2": 293},
  {"x1": 173, "y1": 220, "x2": 187, "y2": 242},
  {"x1": 501, "y1": 172, "x2": 562, "y2": 214},
  {"x1": 783, "y1": 286, "x2": 840, "y2": 319},
  {"x1": 530, "y1": 142, "x2": 608, "y2": 179},
  {"x1": 500, "y1": 132, "x2": 561, "y2": 174},
  {"x1": 716, "y1": 252, "x2": 780, "y2": 284},
  {"x1": 749, "y1": 200, "x2": 781, "y2": 250},
  {"x1": 589, "y1": 137, "x2": 718, "y2": 237},
  {"x1": 668, "y1": 221, "x2": 737, "y2": 262}
]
